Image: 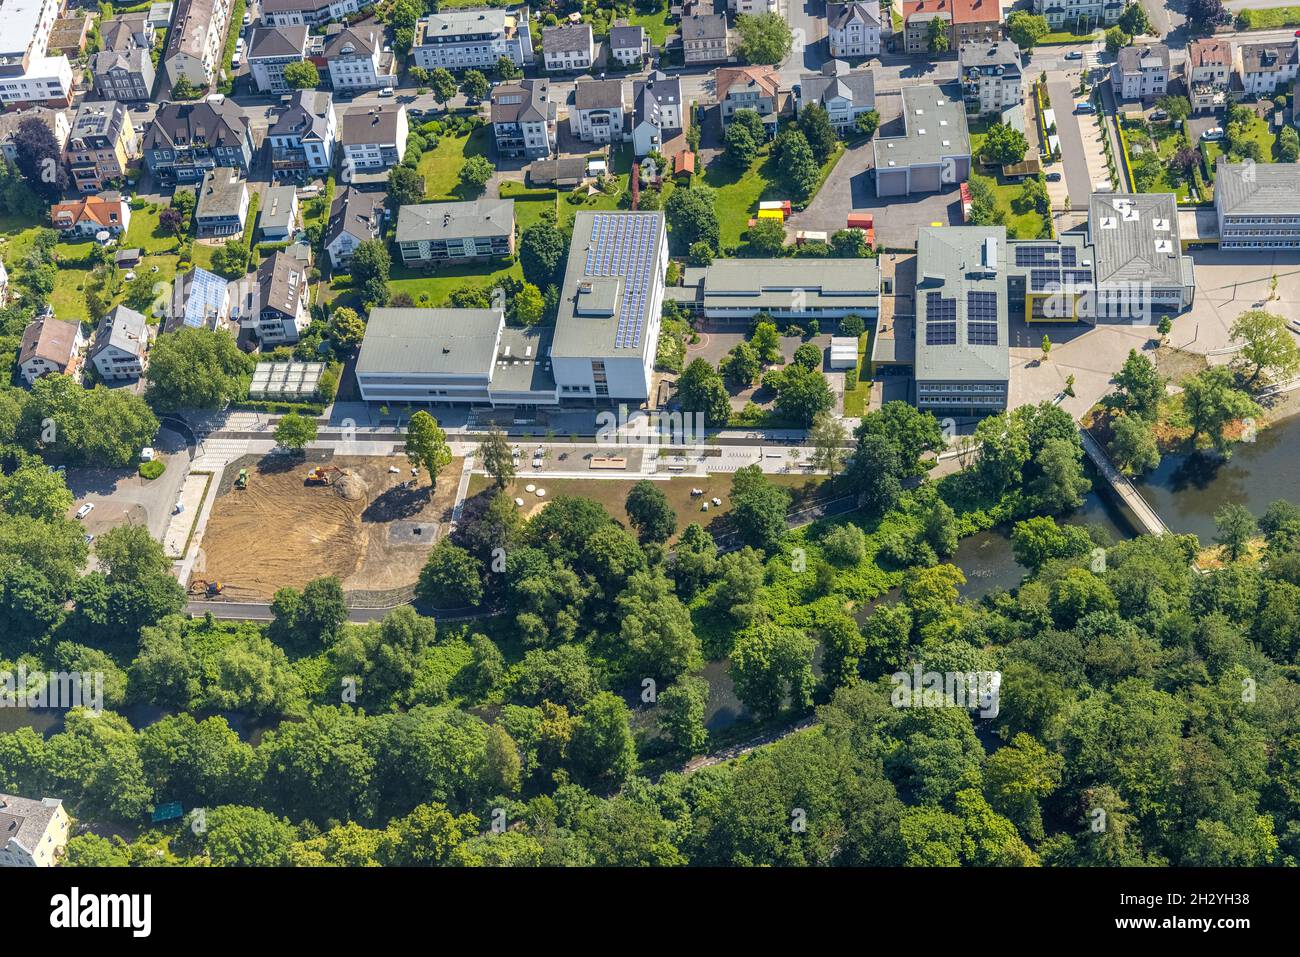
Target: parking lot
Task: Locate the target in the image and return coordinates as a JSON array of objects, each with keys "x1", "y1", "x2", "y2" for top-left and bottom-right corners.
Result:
[{"x1": 63, "y1": 427, "x2": 192, "y2": 549}]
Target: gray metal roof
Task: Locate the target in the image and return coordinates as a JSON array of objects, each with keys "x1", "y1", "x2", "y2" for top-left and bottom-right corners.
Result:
[
  {"x1": 1087, "y1": 192, "x2": 1186, "y2": 287},
  {"x1": 553, "y1": 210, "x2": 666, "y2": 359},
  {"x1": 396, "y1": 198, "x2": 514, "y2": 243},
  {"x1": 248, "y1": 24, "x2": 308, "y2": 59},
  {"x1": 915, "y1": 226, "x2": 1009, "y2": 383},
  {"x1": 356, "y1": 308, "x2": 503, "y2": 376},
  {"x1": 1215, "y1": 160, "x2": 1300, "y2": 217},
  {"x1": 873, "y1": 84, "x2": 970, "y2": 171},
  {"x1": 703, "y1": 258, "x2": 881, "y2": 310}
]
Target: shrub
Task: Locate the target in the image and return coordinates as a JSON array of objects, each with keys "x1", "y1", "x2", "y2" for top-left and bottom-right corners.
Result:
[{"x1": 139, "y1": 460, "x2": 166, "y2": 480}]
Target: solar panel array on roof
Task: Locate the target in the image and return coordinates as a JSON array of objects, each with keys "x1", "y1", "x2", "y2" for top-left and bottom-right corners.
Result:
[
  {"x1": 1014, "y1": 244, "x2": 1060, "y2": 267},
  {"x1": 967, "y1": 291, "x2": 997, "y2": 322},
  {"x1": 1060, "y1": 246, "x2": 1077, "y2": 267},
  {"x1": 926, "y1": 322, "x2": 957, "y2": 345},
  {"x1": 968, "y1": 323, "x2": 998, "y2": 345},
  {"x1": 583, "y1": 212, "x2": 658, "y2": 349},
  {"x1": 926, "y1": 292, "x2": 956, "y2": 322},
  {"x1": 183, "y1": 267, "x2": 228, "y2": 329},
  {"x1": 1064, "y1": 269, "x2": 1092, "y2": 285}
]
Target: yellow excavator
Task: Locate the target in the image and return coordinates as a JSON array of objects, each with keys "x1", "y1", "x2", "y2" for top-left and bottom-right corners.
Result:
[
  {"x1": 305, "y1": 465, "x2": 346, "y2": 486},
  {"x1": 188, "y1": 579, "x2": 224, "y2": 598}
]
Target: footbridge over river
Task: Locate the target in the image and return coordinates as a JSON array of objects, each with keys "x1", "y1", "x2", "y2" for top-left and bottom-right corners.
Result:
[{"x1": 1078, "y1": 429, "x2": 1169, "y2": 538}]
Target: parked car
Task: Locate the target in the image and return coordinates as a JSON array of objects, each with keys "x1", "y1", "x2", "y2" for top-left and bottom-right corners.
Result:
[
  {"x1": 84, "y1": 534, "x2": 94, "y2": 546},
  {"x1": 1065, "y1": 50, "x2": 1083, "y2": 60},
  {"x1": 1202, "y1": 127, "x2": 1225, "y2": 141},
  {"x1": 75, "y1": 503, "x2": 95, "y2": 519},
  {"x1": 1150, "y1": 109, "x2": 1168, "y2": 121},
  {"x1": 1074, "y1": 102, "x2": 1095, "y2": 114},
  {"x1": 378, "y1": 87, "x2": 395, "y2": 97},
  {"x1": 1046, "y1": 172, "x2": 1062, "y2": 182}
]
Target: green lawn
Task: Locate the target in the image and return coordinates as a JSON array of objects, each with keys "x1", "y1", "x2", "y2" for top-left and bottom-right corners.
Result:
[
  {"x1": 124, "y1": 204, "x2": 186, "y2": 254},
  {"x1": 1238, "y1": 6, "x2": 1300, "y2": 29},
  {"x1": 1038, "y1": 28, "x2": 1101, "y2": 45},
  {"x1": 620, "y1": 8, "x2": 676, "y2": 45},
  {"x1": 418, "y1": 127, "x2": 491, "y2": 200}
]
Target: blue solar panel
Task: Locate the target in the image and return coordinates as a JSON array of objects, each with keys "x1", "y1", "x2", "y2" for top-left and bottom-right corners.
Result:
[
  {"x1": 967, "y1": 291, "x2": 997, "y2": 322},
  {"x1": 1060, "y1": 246, "x2": 1077, "y2": 267},
  {"x1": 926, "y1": 322, "x2": 957, "y2": 346},
  {"x1": 585, "y1": 212, "x2": 660, "y2": 350},
  {"x1": 184, "y1": 267, "x2": 228, "y2": 329},
  {"x1": 968, "y1": 322, "x2": 998, "y2": 346},
  {"x1": 926, "y1": 292, "x2": 956, "y2": 323}
]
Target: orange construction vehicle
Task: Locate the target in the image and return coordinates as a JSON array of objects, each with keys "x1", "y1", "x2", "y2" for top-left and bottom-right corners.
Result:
[
  {"x1": 305, "y1": 465, "x2": 345, "y2": 486},
  {"x1": 188, "y1": 580, "x2": 224, "y2": 597}
]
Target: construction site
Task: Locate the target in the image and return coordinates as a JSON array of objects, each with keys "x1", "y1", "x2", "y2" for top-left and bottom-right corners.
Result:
[{"x1": 197, "y1": 452, "x2": 464, "y2": 601}]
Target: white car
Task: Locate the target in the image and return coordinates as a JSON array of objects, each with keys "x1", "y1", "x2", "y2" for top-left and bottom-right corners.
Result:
[
  {"x1": 76, "y1": 503, "x2": 95, "y2": 519},
  {"x1": 232, "y1": 53, "x2": 242, "y2": 68},
  {"x1": 1202, "y1": 127, "x2": 1225, "y2": 141},
  {"x1": 140, "y1": 447, "x2": 155, "y2": 462},
  {"x1": 1064, "y1": 50, "x2": 1083, "y2": 60},
  {"x1": 235, "y1": 38, "x2": 245, "y2": 54}
]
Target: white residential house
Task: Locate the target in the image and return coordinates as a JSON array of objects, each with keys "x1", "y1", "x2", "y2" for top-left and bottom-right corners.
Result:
[
  {"x1": 730, "y1": 0, "x2": 780, "y2": 11},
  {"x1": 609, "y1": 23, "x2": 649, "y2": 67},
  {"x1": 491, "y1": 79, "x2": 557, "y2": 158},
  {"x1": 958, "y1": 40, "x2": 1023, "y2": 114},
  {"x1": 89, "y1": 305, "x2": 148, "y2": 380},
  {"x1": 267, "y1": 89, "x2": 336, "y2": 174},
  {"x1": 631, "y1": 71, "x2": 683, "y2": 156},
  {"x1": 570, "y1": 78, "x2": 628, "y2": 145},
  {"x1": 826, "y1": 1, "x2": 882, "y2": 59},
  {"x1": 0, "y1": 0, "x2": 76, "y2": 109},
  {"x1": 1237, "y1": 40, "x2": 1300, "y2": 97},
  {"x1": 1110, "y1": 43, "x2": 1169, "y2": 101},
  {"x1": 161, "y1": 0, "x2": 233, "y2": 89},
  {"x1": 259, "y1": 0, "x2": 362, "y2": 26},
  {"x1": 18, "y1": 316, "x2": 84, "y2": 386},
  {"x1": 325, "y1": 22, "x2": 396, "y2": 92},
  {"x1": 542, "y1": 22, "x2": 593, "y2": 72},
  {"x1": 1186, "y1": 38, "x2": 1232, "y2": 115},
  {"x1": 247, "y1": 24, "x2": 309, "y2": 94},
  {"x1": 797, "y1": 60, "x2": 876, "y2": 133},
  {"x1": 253, "y1": 250, "x2": 311, "y2": 343},
  {"x1": 339, "y1": 103, "x2": 408, "y2": 171},
  {"x1": 1030, "y1": 0, "x2": 1124, "y2": 30}
]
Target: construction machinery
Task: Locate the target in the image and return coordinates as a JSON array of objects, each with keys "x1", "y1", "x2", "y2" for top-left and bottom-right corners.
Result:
[
  {"x1": 235, "y1": 468, "x2": 249, "y2": 490},
  {"x1": 305, "y1": 465, "x2": 346, "y2": 486},
  {"x1": 188, "y1": 579, "x2": 224, "y2": 597}
]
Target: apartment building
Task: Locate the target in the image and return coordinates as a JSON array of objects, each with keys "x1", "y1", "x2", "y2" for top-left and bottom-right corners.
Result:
[
  {"x1": 253, "y1": 250, "x2": 310, "y2": 343},
  {"x1": 631, "y1": 70, "x2": 683, "y2": 157},
  {"x1": 958, "y1": 40, "x2": 1022, "y2": 114},
  {"x1": 1186, "y1": 38, "x2": 1231, "y2": 115},
  {"x1": 259, "y1": 0, "x2": 361, "y2": 26},
  {"x1": 248, "y1": 24, "x2": 309, "y2": 94},
  {"x1": 552, "y1": 210, "x2": 668, "y2": 402},
  {"x1": 267, "y1": 89, "x2": 336, "y2": 174},
  {"x1": 491, "y1": 79, "x2": 556, "y2": 158},
  {"x1": 1030, "y1": 0, "x2": 1124, "y2": 30},
  {"x1": 542, "y1": 22, "x2": 593, "y2": 72},
  {"x1": 1237, "y1": 39, "x2": 1299, "y2": 97},
  {"x1": 396, "y1": 198, "x2": 516, "y2": 267},
  {"x1": 0, "y1": 794, "x2": 70, "y2": 866},
  {"x1": 903, "y1": 0, "x2": 1001, "y2": 56},
  {"x1": 90, "y1": 14, "x2": 155, "y2": 101},
  {"x1": 1110, "y1": 42, "x2": 1169, "y2": 101},
  {"x1": 339, "y1": 103, "x2": 408, "y2": 171},
  {"x1": 1216, "y1": 162, "x2": 1300, "y2": 250},
  {"x1": 797, "y1": 60, "x2": 876, "y2": 133},
  {"x1": 681, "y1": 13, "x2": 730, "y2": 65},
  {"x1": 826, "y1": 1, "x2": 882, "y2": 59},
  {"x1": 325, "y1": 22, "x2": 396, "y2": 92},
  {"x1": 0, "y1": 0, "x2": 75, "y2": 109},
  {"x1": 412, "y1": 7, "x2": 534, "y2": 71},
  {"x1": 89, "y1": 305, "x2": 148, "y2": 380},
  {"x1": 570, "y1": 78, "x2": 627, "y2": 145},
  {"x1": 18, "y1": 315, "x2": 84, "y2": 385},
  {"x1": 65, "y1": 101, "x2": 139, "y2": 194},
  {"x1": 874, "y1": 84, "x2": 971, "y2": 196},
  {"x1": 716, "y1": 64, "x2": 782, "y2": 129},
  {"x1": 143, "y1": 98, "x2": 254, "y2": 183},
  {"x1": 194, "y1": 166, "x2": 249, "y2": 237},
  {"x1": 914, "y1": 225, "x2": 1009, "y2": 416},
  {"x1": 162, "y1": 0, "x2": 233, "y2": 89}
]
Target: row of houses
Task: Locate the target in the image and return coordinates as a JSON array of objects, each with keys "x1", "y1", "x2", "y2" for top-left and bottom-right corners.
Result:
[
  {"x1": 1109, "y1": 36, "x2": 1300, "y2": 110},
  {"x1": 0, "y1": 99, "x2": 139, "y2": 195}
]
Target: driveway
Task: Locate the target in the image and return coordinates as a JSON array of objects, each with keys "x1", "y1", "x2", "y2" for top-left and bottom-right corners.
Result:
[{"x1": 64, "y1": 427, "x2": 192, "y2": 547}]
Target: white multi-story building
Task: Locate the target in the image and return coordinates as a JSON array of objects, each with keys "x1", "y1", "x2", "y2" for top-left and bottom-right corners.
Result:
[
  {"x1": 552, "y1": 211, "x2": 668, "y2": 402},
  {"x1": 259, "y1": 0, "x2": 361, "y2": 27},
  {"x1": 89, "y1": 305, "x2": 148, "y2": 380},
  {"x1": 162, "y1": 0, "x2": 233, "y2": 89},
  {"x1": 570, "y1": 78, "x2": 627, "y2": 145},
  {"x1": 268, "y1": 89, "x2": 336, "y2": 174},
  {"x1": 491, "y1": 79, "x2": 556, "y2": 158},
  {"x1": 797, "y1": 60, "x2": 876, "y2": 133},
  {"x1": 248, "y1": 24, "x2": 308, "y2": 94},
  {"x1": 412, "y1": 7, "x2": 534, "y2": 71},
  {"x1": 1030, "y1": 0, "x2": 1123, "y2": 30},
  {"x1": 252, "y1": 250, "x2": 311, "y2": 343},
  {"x1": 339, "y1": 103, "x2": 408, "y2": 171},
  {"x1": 1110, "y1": 43, "x2": 1169, "y2": 101},
  {"x1": 826, "y1": 1, "x2": 882, "y2": 59},
  {"x1": 0, "y1": 794, "x2": 69, "y2": 867},
  {"x1": 1186, "y1": 37, "x2": 1231, "y2": 115},
  {"x1": 1237, "y1": 39, "x2": 1300, "y2": 97},
  {"x1": 0, "y1": 0, "x2": 74, "y2": 109},
  {"x1": 631, "y1": 70, "x2": 682, "y2": 156},
  {"x1": 541, "y1": 22, "x2": 593, "y2": 72},
  {"x1": 325, "y1": 23, "x2": 396, "y2": 92},
  {"x1": 958, "y1": 40, "x2": 1022, "y2": 114},
  {"x1": 1216, "y1": 162, "x2": 1300, "y2": 250}
]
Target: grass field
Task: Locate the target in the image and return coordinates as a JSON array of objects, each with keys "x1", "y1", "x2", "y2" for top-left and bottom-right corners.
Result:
[
  {"x1": 418, "y1": 127, "x2": 491, "y2": 200},
  {"x1": 1238, "y1": 6, "x2": 1300, "y2": 29},
  {"x1": 702, "y1": 143, "x2": 844, "y2": 251},
  {"x1": 620, "y1": 8, "x2": 676, "y2": 45}
]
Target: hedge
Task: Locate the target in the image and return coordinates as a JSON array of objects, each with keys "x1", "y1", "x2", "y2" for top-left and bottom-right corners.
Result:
[{"x1": 139, "y1": 460, "x2": 166, "y2": 480}]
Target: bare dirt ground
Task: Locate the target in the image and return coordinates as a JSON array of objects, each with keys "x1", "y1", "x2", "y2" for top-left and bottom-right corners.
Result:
[{"x1": 200, "y1": 453, "x2": 463, "y2": 600}]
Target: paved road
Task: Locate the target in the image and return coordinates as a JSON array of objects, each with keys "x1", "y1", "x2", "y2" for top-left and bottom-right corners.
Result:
[{"x1": 1047, "y1": 79, "x2": 1096, "y2": 205}]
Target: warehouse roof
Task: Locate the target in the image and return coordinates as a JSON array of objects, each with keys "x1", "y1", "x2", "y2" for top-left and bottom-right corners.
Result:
[
  {"x1": 1088, "y1": 192, "x2": 1186, "y2": 288},
  {"x1": 873, "y1": 84, "x2": 970, "y2": 170},
  {"x1": 703, "y1": 258, "x2": 881, "y2": 310},
  {"x1": 914, "y1": 225, "x2": 1009, "y2": 383},
  {"x1": 1215, "y1": 160, "x2": 1300, "y2": 217},
  {"x1": 356, "y1": 308, "x2": 503, "y2": 376}
]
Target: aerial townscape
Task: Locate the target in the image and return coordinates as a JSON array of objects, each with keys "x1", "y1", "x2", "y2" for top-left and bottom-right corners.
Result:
[{"x1": 4, "y1": 0, "x2": 1300, "y2": 892}]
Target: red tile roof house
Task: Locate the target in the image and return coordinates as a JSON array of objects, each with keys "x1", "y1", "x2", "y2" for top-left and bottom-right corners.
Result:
[
  {"x1": 49, "y1": 192, "x2": 132, "y2": 239},
  {"x1": 902, "y1": 0, "x2": 1001, "y2": 55},
  {"x1": 18, "y1": 316, "x2": 86, "y2": 386}
]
